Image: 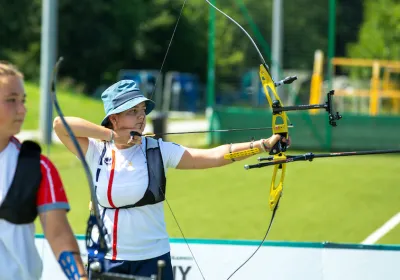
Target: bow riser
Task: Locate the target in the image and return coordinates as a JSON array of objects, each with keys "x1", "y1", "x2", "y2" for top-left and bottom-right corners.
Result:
[
  {"x1": 269, "y1": 158, "x2": 286, "y2": 210},
  {"x1": 259, "y1": 64, "x2": 289, "y2": 211}
]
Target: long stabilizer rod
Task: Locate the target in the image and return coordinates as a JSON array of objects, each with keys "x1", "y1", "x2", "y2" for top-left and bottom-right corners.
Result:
[{"x1": 245, "y1": 149, "x2": 400, "y2": 169}]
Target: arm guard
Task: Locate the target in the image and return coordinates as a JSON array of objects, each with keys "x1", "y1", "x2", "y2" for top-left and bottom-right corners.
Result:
[{"x1": 58, "y1": 251, "x2": 87, "y2": 280}]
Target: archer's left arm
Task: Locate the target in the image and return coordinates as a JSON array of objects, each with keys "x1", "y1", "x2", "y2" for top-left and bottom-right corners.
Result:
[
  {"x1": 37, "y1": 156, "x2": 87, "y2": 279},
  {"x1": 40, "y1": 210, "x2": 87, "y2": 279},
  {"x1": 176, "y1": 134, "x2": 283, "y2": 169}
]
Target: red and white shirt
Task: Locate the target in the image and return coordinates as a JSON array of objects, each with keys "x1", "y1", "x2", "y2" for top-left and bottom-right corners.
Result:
[
  {"x1": 85, "y1": 137, "x2": 185, "y2": 261},
  {"x1": 0, "y1": 137, "x2": 70, "y2": 280}
]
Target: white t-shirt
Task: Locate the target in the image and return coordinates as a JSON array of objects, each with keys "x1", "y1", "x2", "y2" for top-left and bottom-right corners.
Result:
[
  {"x1": 0, "y1": 137, "x2": 70, "y2": 280},
  {"x1": 85, "y1": 137, "x2": 186, "y2": 261}
]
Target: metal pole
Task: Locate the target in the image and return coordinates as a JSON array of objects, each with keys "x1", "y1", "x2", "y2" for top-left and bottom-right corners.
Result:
[
  {"x1": 327, "y1": 0, "x2": 336, "y2": 90},
  {"x1": 206, "y1": 0, "x2": 216, "y2": 109},
  {"x1": 39, "y1": 0, "x2": 58, "y2": 146},
  {"x1": 271, "y1": 0, "x2": 283, "y2": 82},
  {"x1": 206, "y1": 0, "x2": 217, "y2": 145}
]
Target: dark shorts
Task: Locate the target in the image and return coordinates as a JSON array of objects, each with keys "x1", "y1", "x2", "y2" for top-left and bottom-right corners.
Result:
[{"x1": 96, "y1": 252, "x2": 174, "y2": 280}]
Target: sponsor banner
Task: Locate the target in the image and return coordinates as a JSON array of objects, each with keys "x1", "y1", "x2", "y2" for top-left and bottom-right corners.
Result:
[{"x1": 35, "y1": 236, "x2": 400, "y2": 280}]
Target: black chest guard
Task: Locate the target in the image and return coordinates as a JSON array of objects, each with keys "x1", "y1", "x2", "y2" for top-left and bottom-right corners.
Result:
[
  {"x1": 97, "y1": 137, "x2": 166, "y2": 209},
  {"x1": 0, "y1": 141, "x2": 42, "y2": 224}
]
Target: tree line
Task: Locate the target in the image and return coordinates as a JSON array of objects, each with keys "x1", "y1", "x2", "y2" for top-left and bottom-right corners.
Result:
[{"x1": 2, "y1": 0, "x2": 395, "y2": 95}]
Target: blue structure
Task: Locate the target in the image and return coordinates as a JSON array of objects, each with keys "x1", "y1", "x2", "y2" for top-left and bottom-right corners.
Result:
[
  {"x1": 163, "y1": 72, "x2": 200, "y2": 113},
  {"x1": 240, "y1": 69, "x2": 267, "y2": 106}
]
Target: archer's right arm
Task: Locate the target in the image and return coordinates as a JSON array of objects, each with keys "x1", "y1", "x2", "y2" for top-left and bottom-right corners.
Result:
[{"x1": 53, "y1": 117, "x2": 111, "y2": 157}]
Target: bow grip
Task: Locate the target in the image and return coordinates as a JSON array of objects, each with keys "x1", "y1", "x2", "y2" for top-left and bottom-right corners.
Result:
[{"x1": 269, "y1": 137, "x2": 287, "y2": 155}]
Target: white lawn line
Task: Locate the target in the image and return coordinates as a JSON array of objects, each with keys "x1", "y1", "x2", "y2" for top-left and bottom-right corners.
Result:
[{"x1": 361, "y1": 212, "x2": 400, "y2": 245}]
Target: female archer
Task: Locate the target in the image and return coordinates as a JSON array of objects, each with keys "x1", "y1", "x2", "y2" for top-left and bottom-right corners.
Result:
[
  {"x1": 54, "y1": 79, "x2": 289, "y2": 279},
  {"x1": 0, "y1": 61, "x2": 87, "y2": 280}
]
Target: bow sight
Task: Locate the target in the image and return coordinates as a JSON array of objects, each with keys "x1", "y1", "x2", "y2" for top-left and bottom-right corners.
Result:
[
  {"x1": 270, "y1": 71, "x2": 342, "y2": 127},
  {"x1": 271, "y1": 90, "x2": 342, "y2": 127}
]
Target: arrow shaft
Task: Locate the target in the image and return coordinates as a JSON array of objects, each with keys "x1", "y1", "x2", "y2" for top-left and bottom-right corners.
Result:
[{"x1": 144, "y1": 125, "x2": 294, "y2": 137}]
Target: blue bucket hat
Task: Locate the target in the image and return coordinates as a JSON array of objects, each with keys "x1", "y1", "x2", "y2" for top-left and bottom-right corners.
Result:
[{"x1": 100, "y1": 80, "x2": 155, "y2": 126}]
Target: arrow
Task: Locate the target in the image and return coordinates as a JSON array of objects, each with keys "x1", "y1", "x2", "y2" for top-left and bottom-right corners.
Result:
[{"x1": 140, "y1": 125, "x2": 295, "y2": 137}]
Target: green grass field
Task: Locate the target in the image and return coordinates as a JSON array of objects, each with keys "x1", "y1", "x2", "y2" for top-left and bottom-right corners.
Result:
[
  {"x1": 26, "y1": 82, "x2": 400, "y2": 245},
  {"x1": 23, "y1": 82, "x2": 107, "y2": 130},
  {"x1": 22, "y1": 81, "x2": 204, "y2": 130},
  {"x1": 34, "y1": 139, "x2": 400, "y2": 246}
]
